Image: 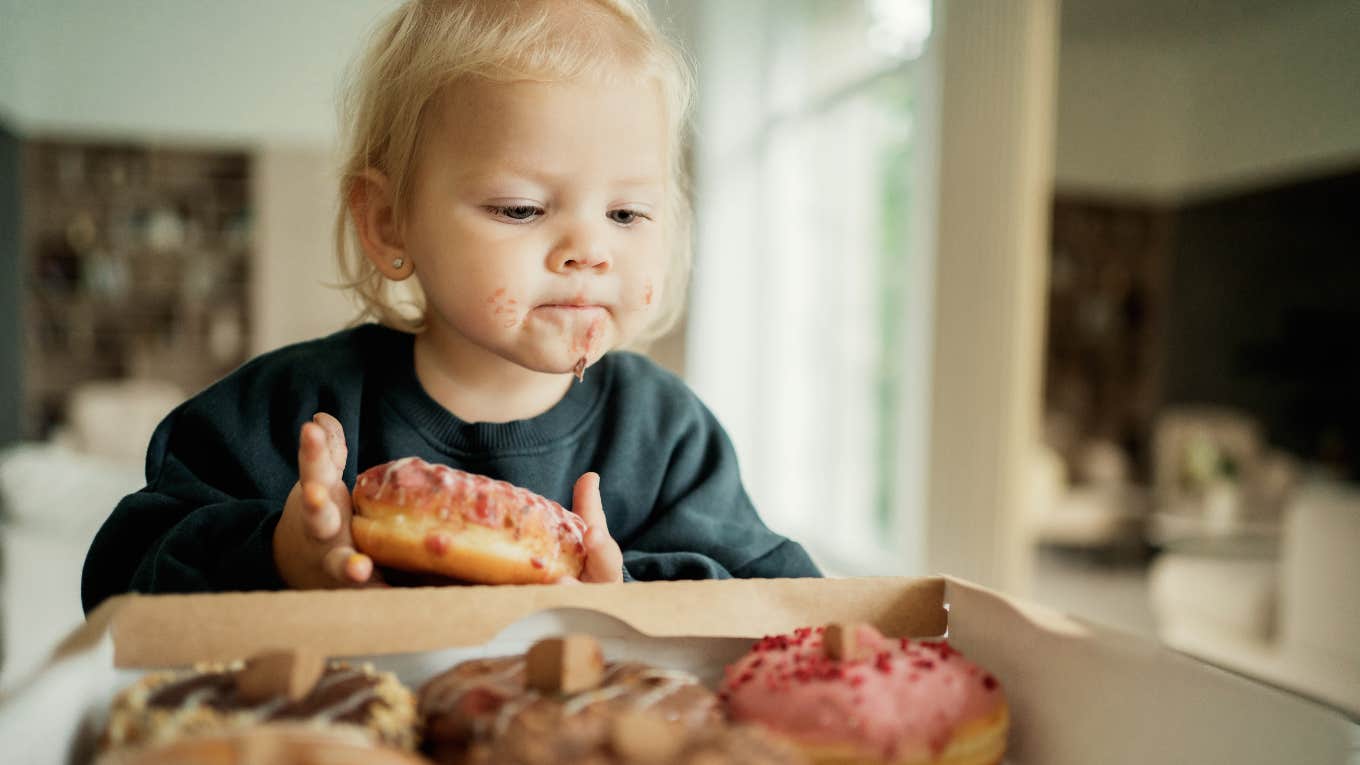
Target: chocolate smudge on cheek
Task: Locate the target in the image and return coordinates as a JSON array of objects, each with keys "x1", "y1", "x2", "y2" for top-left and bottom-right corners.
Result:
[{"x1": 487, "y1": 287, "x2": 520, "y2": 328}]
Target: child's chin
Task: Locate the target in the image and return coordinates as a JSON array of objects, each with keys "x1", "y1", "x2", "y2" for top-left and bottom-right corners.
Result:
[{"x1": 509, "y1": 350, "x2": 603, "y2": 377}]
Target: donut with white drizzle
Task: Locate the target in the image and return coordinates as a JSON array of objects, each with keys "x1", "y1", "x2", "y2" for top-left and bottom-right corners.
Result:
[
  {"x1": 417, "y1": 637, "x2": 723, "y2": 765},
  {"x1": 100, "y1": 658, "x2": 418, "y2": 753},
  {"x1": 350, "y1": 457, "x2": 587, "y2": 584},
  {"x1": 93, "y1": 725, "x2": 431, "y2": 765}
]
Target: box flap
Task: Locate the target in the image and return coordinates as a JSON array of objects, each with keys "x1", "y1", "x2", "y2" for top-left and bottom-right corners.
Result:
[
  {"x1": 943, "y1": 577, "x2": 1360, "y2": 765},
  {"x1": 93, "y1": 577, "x2": 945, "y2": 668},
  {"x1": 51, "y1": 597, "x2": 121, "y2": 665}
]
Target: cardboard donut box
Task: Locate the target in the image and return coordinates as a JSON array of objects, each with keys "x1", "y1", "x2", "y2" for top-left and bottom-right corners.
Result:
[{"x1": 1, "y1": 576, "x2": 1356, "y2": 764}]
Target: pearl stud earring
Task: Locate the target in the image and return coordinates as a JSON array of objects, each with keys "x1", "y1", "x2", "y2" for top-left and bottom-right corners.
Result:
[{"x1": 391, "y1": 257, "x2": 405, "y2": 270}]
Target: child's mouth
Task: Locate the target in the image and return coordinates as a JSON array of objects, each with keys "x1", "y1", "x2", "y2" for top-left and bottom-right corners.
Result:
[
  {"x1": 527, "y1": 305, "x2": 609, "y2": 341},
  {"x1": 533, "y1": 304, "x2": 608, "y2": 319}
]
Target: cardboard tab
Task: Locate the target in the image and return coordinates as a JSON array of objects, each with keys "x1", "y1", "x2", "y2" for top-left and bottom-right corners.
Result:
[
  {"x1": 235, "y1": 649, "x2": 325, "y2": 703},
  {"x1": 823, "y1": 623, "x2": 865, "y2": 661},
  {"x1": 525, "y1": 635, "x2": 604, "y2": 694},
  {"x1": 610, "y1": 711, "x2": 685, "y2": 762}
]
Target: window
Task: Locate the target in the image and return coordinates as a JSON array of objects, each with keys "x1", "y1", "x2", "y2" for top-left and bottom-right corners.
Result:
[{"x1": 687, "y1": 0, "x2": 933, "y2": 574}]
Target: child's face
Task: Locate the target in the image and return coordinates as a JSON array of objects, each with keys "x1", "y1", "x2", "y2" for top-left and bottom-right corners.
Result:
[{"x1": 403, "y1": 74, "x2": 669, "y2": 377}]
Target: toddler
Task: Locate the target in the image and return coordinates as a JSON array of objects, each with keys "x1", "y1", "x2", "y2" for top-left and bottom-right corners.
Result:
[{"x1": 82, "y1": 0, "x2": 820, "y2": 612}]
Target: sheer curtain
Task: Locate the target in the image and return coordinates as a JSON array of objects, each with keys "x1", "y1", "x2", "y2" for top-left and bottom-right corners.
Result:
[{"x1": 686, "y1": 0, "x2": 935, "y2": 574}]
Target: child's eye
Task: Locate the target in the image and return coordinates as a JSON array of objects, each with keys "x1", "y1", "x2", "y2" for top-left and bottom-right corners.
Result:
[
  {"x1": 487, "y1": 204, "x2": 543, "y2": 223},
  {"x1": 608, "y1": 208, "x2": 651, "y2": 226}
]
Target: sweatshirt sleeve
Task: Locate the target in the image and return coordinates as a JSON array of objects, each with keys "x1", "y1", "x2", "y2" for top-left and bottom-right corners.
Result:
[
  {"x1": 619, "y1": 398, "x2": 821, "y2": 582},
  {"x1": 81, "y1": 406, "x2": 289, "y2": 614}
]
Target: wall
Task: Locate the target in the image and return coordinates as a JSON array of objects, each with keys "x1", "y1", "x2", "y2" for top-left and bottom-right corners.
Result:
[
  {"x1": 1054, "y1": 38, "x2": 1190, "y2": 199},
  {"x1": 0, "y1": 126, "x2": 21, "y2": 446},
  {"x1": 0, "y1": 0, "x2": 25, "y2": 125},
  {"x1": 0, "y1": 0, "x2": 388, "y2": 145},
  {"x1": 0, "y1": 0, "x2": 696, "y2": 148},
  {"x1": 1056, "y1": 0, "x2": 1360, "y2": 200},
  {"x1": 251, "y1": 147, "x2": 358, "y2": 354},
  {"x1": 1176, "y1": 0, "x2": 1360, "y2": 197}
]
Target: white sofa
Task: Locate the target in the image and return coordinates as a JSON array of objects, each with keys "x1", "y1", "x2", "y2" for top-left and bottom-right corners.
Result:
[
  {"x1": 1148, "y1": 482, "x2": 1360, "y2": 717},
  {"x1": 0, "y1": 379, "x2": 180, "y2": 694},
  {"x1": 0, "y1": 443, "x2": 144, "y2": 693}
]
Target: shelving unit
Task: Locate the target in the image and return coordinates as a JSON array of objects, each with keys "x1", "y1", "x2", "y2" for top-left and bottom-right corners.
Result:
[
  {"x1": 1045, "y1": 195, "x2": 1172, "y2": 482},
  {"x1": 21, "y1": 140, "x2": 253, "y2": 438}
]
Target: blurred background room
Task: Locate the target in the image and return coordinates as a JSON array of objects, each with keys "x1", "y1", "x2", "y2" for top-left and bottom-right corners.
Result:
[{"x1": 0, "y1": 0, "x2": 1356, "y2": 718}]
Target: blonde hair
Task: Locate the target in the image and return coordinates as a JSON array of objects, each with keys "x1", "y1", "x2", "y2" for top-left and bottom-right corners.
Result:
[{"x1": 334, "y1": 0, "x2": 695, "y2": 347}]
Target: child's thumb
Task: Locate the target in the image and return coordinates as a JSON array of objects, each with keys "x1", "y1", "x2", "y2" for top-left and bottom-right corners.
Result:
[{"x1": 311, "y1": 412, "x2": 348, "y2": 472}]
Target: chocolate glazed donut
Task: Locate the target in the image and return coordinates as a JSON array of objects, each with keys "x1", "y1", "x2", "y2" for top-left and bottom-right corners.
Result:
[
  {"x1": 351, "y1": 457, "x2": 587, "y2": 584},
  {"x1": 100, "y1": 658, "x2": 418, "y2": 752}
]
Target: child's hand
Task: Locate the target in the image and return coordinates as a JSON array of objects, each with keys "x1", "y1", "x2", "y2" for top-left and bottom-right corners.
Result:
[
  {"x1": 560, "y1": 472, "x2": 624, "y2": 584},
  {"x1": 273, "y1": 413, "x2": 385, "y2": 589}
]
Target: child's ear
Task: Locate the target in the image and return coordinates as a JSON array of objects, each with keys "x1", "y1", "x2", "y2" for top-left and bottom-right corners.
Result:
[{"x1": 348, "y1": 168, "x2": 413, "y2": 281}]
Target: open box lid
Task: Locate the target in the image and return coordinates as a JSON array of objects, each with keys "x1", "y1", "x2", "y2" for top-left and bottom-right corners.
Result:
[{"x1": 60, "y1": 576, "x2": 948, "y2": 668}]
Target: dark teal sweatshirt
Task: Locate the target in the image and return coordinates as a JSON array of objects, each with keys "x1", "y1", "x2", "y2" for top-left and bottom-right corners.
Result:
[{"x1": 81, "y1": 324, "x2": 819, "y2": 612}]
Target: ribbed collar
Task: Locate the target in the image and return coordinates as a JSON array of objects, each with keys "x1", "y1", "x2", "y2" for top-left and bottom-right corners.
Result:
[{"x1": 377, "y1": 328, "x2": 610, "y2": 455}]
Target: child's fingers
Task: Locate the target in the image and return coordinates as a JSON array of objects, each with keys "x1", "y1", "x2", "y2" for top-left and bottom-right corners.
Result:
[
  {"x1": 583, "y1": 527, "x2": 624, "y2": 583},
  {"x1": 342, "y1": 551, "x2": 377, "y2": 584},
  {"x1": 297, "y1": 422, "x2": 334, "y2": 486},
  {"x1": 323, "y1": 546, "x2": 381, "y2": 585},
  {"x1": 302, "y1": 481, "x2": 342, "y2": 540},
  {"x1": 571, "y1": 472, "x2": 623, "y2": 583},
  {"x1": 571, "y1": 472, "x2": 607, "y2": 531},
  {"x1": 311, "y1": 412, "x2": 348, "y2": 472}
]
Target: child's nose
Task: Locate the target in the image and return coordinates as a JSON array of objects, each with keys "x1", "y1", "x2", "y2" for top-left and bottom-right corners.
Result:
[{"x1": 547, "y1": 227, "x2": 612, "y2": 274}]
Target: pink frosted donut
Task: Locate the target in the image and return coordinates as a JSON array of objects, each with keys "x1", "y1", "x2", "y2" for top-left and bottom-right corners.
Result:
[
  {"x1": 719, "y1": 625, "x2": 1008, "y2": 765},
  {"x1": 351, "y1": 457, "x2": 587, "y2": 584}
]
